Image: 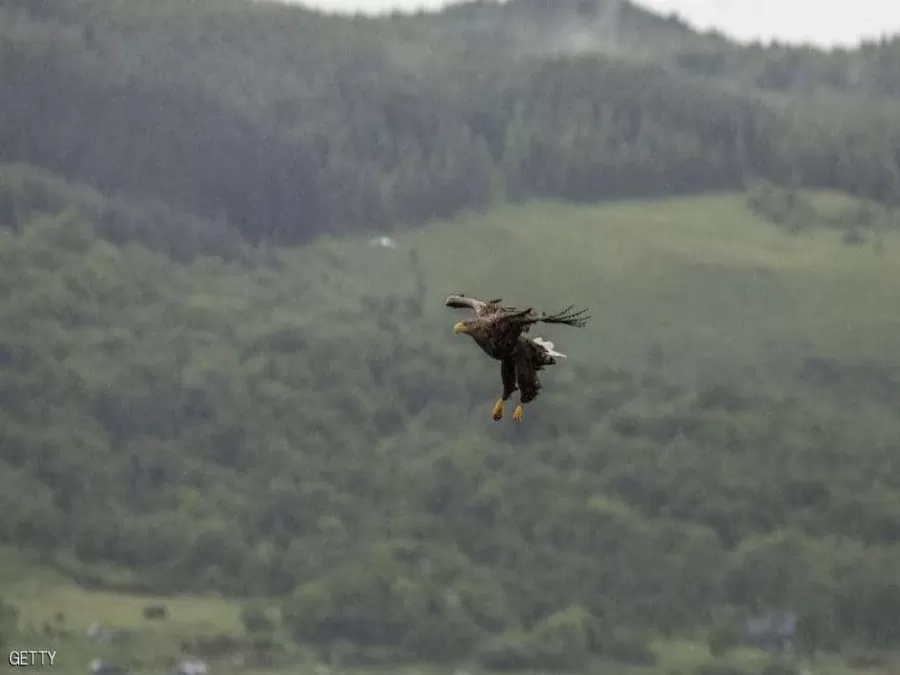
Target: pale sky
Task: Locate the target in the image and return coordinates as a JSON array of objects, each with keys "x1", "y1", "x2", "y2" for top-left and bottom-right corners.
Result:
[{"x1": 291, "y1": 0, "x2": 900, "y2": 47}]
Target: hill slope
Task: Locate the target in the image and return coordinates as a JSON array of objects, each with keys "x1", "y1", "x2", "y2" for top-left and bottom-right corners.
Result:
[
  {"x1": 4, "y1": 0, "x2": 900, "y2": 668},
  {"x1": 420, "y1": 0, "x2": 900, "y2": 95},
  {"x1": 2, "y1": 0, "x2": 900, "y2": 252},
  {"x1": 2, "y1": 189, "x2": 900, "y2": 664}
]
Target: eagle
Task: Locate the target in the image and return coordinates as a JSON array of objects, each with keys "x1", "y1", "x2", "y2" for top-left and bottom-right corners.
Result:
[{"x1": 445, "y1": 294, "x2": 590, "y2": 423}]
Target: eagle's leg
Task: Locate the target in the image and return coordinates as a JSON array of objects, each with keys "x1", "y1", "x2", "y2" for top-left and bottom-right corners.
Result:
[
  {"x1": 513, "y1": 380, "x2": 539, "y2": 425},
  {"x1": 496, "y1": 357, "x2": 517, "y2": 422},
  {"x1": 492, "y1": 398, "x2": 505, "y2": 421},
  {"x1": 511, "y1": 342, "x2": 542, "y2": 424},
  {"x1": 513, "y1": 403, "x2": 524, "y2": 423}
]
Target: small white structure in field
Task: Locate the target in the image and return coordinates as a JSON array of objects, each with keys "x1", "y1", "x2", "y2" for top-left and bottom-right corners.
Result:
[
  {"x1": 173, "y1": 660, "x2": 208, "y2": 675},
  {"x1": 89, "y1": 659, "x2": 127, "y2": 675},
  {"x1": 368, "y1": 236, "x2": 397, "y2": 249},
  {"x1": 88, "y1": 623, "x2": 113, "y2": 644}
]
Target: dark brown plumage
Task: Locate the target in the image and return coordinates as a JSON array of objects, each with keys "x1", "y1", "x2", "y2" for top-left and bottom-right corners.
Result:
[{"x1": 446, "y1": 294, "x2": 590, "y2": 422}]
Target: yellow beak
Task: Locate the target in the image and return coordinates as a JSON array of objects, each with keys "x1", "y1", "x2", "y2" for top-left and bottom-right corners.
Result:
[{"x1": 453, "y1": 322, "x2": 468, "y2": 335}]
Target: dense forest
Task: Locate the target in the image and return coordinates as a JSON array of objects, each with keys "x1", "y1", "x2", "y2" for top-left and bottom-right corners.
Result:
[
  {"x1": 3, "y1": 0, "x2": 900, "y2": 252},
  {"x1": 2, "y1": 0, "x2": 900, "y2": 672}
]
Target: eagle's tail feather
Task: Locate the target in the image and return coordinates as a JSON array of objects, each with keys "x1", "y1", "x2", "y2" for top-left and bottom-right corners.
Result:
[{"x1": 533, "y1": 337, "x2": 567, "y2": 359}]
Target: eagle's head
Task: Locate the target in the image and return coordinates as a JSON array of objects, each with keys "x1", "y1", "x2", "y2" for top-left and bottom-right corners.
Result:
[{"x1": 453, "y1": 320, "x2": 476, "y2": 336}]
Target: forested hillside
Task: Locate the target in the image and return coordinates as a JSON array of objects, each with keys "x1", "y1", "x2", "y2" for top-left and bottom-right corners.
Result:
[
  {"x1": 3, "y1": 184, "x2": 900, "y2": 669},
  {"x1": 421, "y1": 0, "x2": 900, "y2": 99},
  {"x1": 3, "y1": 0, "x2": 900, "y2": 250},
  {"x1": 2, "y1": 0, "x2": 900, "y2": 672}
]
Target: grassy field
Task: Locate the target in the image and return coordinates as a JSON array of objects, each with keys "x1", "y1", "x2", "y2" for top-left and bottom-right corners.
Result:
[
  {"x1": 2, "y1": 190, "x2": 900, "y2": 674},
  {"x1": 0, "y1": 545, "x2": 255, "y2": 672},
  {"x1": 0, "y1": 539, "x2": 888, "y2": 675},
  {"x1": 294, "y1": 190, "x2": 900, "y2": 387}
]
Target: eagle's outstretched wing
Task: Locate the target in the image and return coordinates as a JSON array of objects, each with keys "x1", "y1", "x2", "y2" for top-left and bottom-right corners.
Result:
[
  {"x1": 444, "y1": 294, "x2": 490, "y2": 312},
  {"x1": 500, "y1": 304, "x2": 591, "y2": 329},
  {"x1": 445, "y1": 294, "x2": 515, "y2": 317},
  {"x1": 446, "y1": 294, "x2": 589, "y2": 327}
]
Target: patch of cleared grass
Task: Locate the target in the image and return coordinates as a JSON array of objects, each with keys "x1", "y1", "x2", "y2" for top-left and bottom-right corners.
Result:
[
  {"x1": 0, "y1": 546, "x2": 249, "y2": 672},
  {"x1": 299, "y1": 191, "x2": 900, "y2": 384}
]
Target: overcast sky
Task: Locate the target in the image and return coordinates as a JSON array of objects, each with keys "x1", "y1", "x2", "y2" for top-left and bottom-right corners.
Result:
[{"x1": 290, "y1": 0, "x2": 900, "y2": 47}]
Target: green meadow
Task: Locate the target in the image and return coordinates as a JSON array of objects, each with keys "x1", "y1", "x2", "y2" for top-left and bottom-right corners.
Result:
[{"x1": 302, "y1": 191, "x2": 900, "y2": 381}]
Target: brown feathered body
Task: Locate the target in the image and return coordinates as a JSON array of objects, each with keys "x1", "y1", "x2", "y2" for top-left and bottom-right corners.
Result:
[{"x1": 445, "y1": 294, "x2": 590, "y2": 417}]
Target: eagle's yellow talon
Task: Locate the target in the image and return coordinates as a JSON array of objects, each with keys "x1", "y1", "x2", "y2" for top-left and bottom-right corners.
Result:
[
  {"x1": 492, "y1": 399, "x2": 504, "y2": 421},
  {"x1": 513, "y1": 404, "x2": 524, "y2": 423}
]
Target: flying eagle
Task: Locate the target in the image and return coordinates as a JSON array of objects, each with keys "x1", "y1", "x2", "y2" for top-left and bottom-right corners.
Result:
[{"x1": 446, "y1": 294, "x2": 590, "y2": 423}]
